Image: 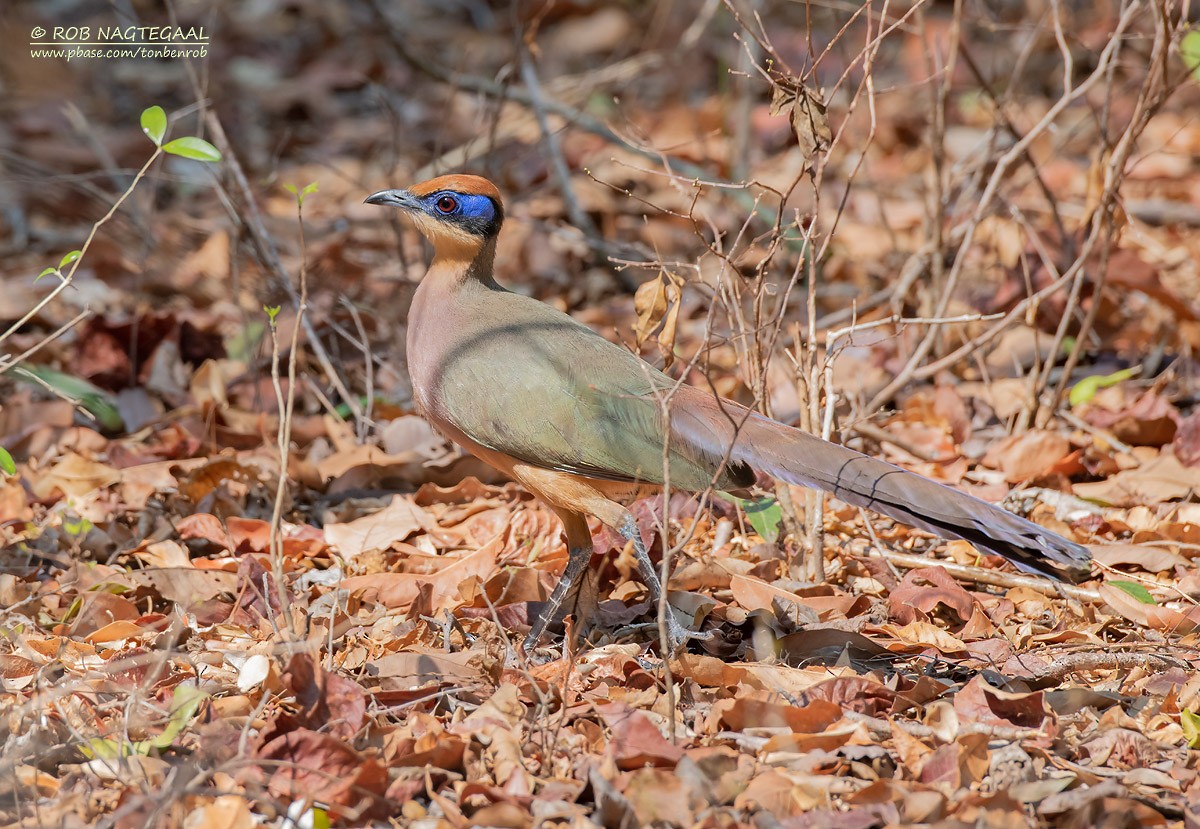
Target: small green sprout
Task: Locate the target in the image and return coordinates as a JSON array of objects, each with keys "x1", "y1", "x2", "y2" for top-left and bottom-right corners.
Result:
[
  {"x1": 284, "y1": 181, "x2": 319, "y2": 207},
  {"x1": 139, "y1": 105, "x2": 221, "y2": 162}
]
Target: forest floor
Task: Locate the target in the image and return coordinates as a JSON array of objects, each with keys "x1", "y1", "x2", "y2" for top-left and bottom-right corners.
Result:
[{"x1": 3, "y1": 1, "x2": 1200, "y2": 827}]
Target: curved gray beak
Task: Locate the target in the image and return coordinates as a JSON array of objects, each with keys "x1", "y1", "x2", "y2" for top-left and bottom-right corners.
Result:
[{"x1": 365, "y1": 189, "x2": 417, "y2": 209}]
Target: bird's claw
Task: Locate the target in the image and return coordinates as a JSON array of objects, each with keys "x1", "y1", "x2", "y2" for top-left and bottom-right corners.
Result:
[{"x1": 635, "y1": 618, "x2": 715, "y2": 654}]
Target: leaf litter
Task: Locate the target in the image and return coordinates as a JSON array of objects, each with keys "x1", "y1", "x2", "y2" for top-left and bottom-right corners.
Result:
[{"x1": 3, "y1": 2, "x2": 1200, "y2": 827}]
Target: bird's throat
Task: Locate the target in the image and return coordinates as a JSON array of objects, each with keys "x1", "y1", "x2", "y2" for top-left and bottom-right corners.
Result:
[{"x1": 425, "y1": 236, "x2": 499, "y2": 289}]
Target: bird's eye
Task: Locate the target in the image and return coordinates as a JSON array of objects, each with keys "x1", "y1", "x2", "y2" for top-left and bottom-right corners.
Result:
[{"x1": 435, "y1": 195, "x2": 458, "y2": 213}]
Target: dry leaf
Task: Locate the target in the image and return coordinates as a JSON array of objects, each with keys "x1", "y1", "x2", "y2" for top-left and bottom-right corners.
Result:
[
  {"x1": 981, "y1": 431, "x2": 1070, "y2": 482},
  {"x1": 324, "y1": 495, "x2": 432, "y2": 559},
  {"x1": 770, "y1": 80, "x2": 831, "y2": 159},
  {"x1": 888, "y1": 566, "x2": 977, "y2": 625},
  {"x1": 1098, "y1": 583, "x2": 1197, "y2": 633},
  {"x1": 1074, "y1": 452, "x2": 1200, "y2": 506},
  {"x1": 31, "y1": 452, "x2": 121, "y2": 499},
  {"x1": 341, "y1": 532, "x2": 501, "y2": 611},
  {"x1": 597, "y1": 703, "x2": 683, "y2": 769}
]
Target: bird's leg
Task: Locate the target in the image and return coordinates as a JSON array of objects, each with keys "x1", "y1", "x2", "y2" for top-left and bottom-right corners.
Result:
[
  {"x1": 523, "y1": 543, "x2": 594, "y2": 652},
  {"x1": 524, "y1": 510, "x2": 599, "y2": 654},
  {"x1": 617, "y1": 515, "x2": 704, "y2": 652}
]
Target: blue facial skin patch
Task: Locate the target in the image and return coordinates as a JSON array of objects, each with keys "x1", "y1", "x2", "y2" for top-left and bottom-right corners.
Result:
[{"x1": 424, "y1": 191, "x2": 500, "y2": 237}]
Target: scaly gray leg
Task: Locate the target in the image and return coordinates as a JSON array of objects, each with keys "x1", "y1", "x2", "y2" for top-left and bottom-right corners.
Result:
[
  {"x1": 524, "y1": 543, "x2": 593, "y2": 652},
  {"x1": 618, "y1": 515, "x2": 704, "y2": 652}
]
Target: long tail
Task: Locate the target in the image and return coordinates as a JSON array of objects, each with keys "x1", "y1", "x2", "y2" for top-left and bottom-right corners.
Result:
[{"x1": 728, "y1": 411, "x2": 1093, "y2": 583}]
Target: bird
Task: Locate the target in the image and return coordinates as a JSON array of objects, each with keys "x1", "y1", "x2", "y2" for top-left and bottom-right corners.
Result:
[{"x1": 365, "y1": 174, "x2": 1093, "y2": 653}]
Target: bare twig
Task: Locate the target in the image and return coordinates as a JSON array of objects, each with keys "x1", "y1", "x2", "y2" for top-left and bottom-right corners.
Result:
[
  {"x1": 865, "y1": 1, "x2": 1144, "y2": 413},
  {"x1": 516, "y1": 41, "x2": 601, "y2": 245},
  {"x1": 878, "y1": 549, "x2": 1100, "y2": 603},
  {"x1": 0, "y1": 149, "x2": 161, "y2": 350},
  {"x1": 1012, "y1": 649, "x2": 1193, "y2": 684},
  {"x1": 265, "y1": 191, "x2": 313, "y2": 639}
]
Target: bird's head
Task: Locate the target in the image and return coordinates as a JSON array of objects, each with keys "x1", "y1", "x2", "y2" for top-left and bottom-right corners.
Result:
[{"x1": 365, "y1": 174, "x2": 504, "y2": 261}]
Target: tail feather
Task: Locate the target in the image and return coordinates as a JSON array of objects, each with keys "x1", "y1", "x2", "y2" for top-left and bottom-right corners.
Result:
[{"x1": 732, "y1": 414, "x2": 1093, "y2": 583}]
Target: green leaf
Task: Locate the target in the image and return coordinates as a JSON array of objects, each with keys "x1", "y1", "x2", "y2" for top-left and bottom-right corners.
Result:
[
  {"x1": 333, "y1": 395, "x2": 379, "y2": 419},
  {"x1": 1182, "y1": 29, "x2": 1200, "y2": 79},
  {"x1": 140, "y1": 106, "x2": 167, "y2": 146},
  {"x1": 79, "y1": 737, "x2": 128, "y2": 760},
  {"x1": 225, "y1": 319, "x2": 266, "y2": 363},
  {"x1": 1183, "y1": 709, "x2": 1200, "y2": 748},
  {"x1": 0, "y1": 447, "x2": 15, "y2": 476},
  {"x1": 63, "y1": 516, "x2": 94, "y2": 537},
  {"x1": 60, "y1": 595, "x2": 83, "y2": 625},
  {"x1": 59, "y1": 250, "x2": 82, "y2": 269},
  {"x1": 80, "y1": 393, "x2": 124, "y2": 432},
  {"x1": 263, "y1": 305, "x2": 281, "y2": 323},
  {"x1": 35, "y1": 267, "x2": 60, "y2": 283},
  {"x1": 82, "y1": 685, "x2": 209, "y2": 758},
  {"x1": 87, "y1": 581, "x2": 129, "y2": 595},
  {"x1": 162, "y1": 136, "x2": 221, "y2": 163},
  {"x1": 7, "y1": 367, "x2": 124, "y2": 432},
  {"x1": 143, "y1": 685, "x2": 208, "y2": 750},
  {"x1": 284, "y1": 181, "x2": 319, "y2": 206},
  {"x1": 1069, "y1": 367, "x2": 1136, "y2": 407},
  {"x1": 1109, "y1": 579, "x2": 1157, "y2": 605},
  {"x1": 737, "y1": 495, "x2": 783, "y2": 544}
]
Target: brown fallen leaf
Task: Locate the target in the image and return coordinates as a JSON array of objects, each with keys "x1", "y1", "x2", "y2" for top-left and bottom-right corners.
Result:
[
  {"x1": 226, "y1": 516, "x2": 272, "y2": 552},
  {"x1": 258, "y1": 729, "x2": 388, "y2": 813},
  {"x1": 1098, "y1": 583, "x2": 1197, "y2": 634},
  {"x1": 1084, "y1": 390, "x2": 1180, "y2": 447},
  {"x1": 0, "y1": 654, "x2": 39, "y2": 691},
  {"x1": 177, "y1": 513, "x2": 236, "y2": 550},
  {"x1": 621, "y1": 767, "x2": 696, "y2": 826},
  {"x1": 1176, "y1": 411, "x2": 1200, "y2": 467},
  {"x1": 888, "y1": 566, "x2": 978, "y2": 625},
  {"x1": 799, "y1": 676, "x2": 899, "y2": 716},
  {"x1": 712, "y1": 696, "x2": 841, "y2": 734},
  {"x1": 127, "y1": 567, "x2": 238, "y2": 604},
  {"x1": 918, "y1": 734, "x2": 989, "y2": 788},
  {"x1": 734, "y1": 768, "x2": 823, "y2": 816},
  {"x1": 31, "y1": 452, "x2": 121, "y2": 499},
  {"x1": 981, "y1": 430, "x2": 1071, "y2": 482},
  {"x1": 953, "y1": 676, "x2": 1049, "y2": 728},
  {"x1": 84, "y1": 620, "x2": 153, "y2": 644},
  {"x1": 384, "y1": 719, "x2": 467, "y2": 771},
  {"x1": 670, "y1": 653, "x2": 751, "y2": 688},
  {"x1": 281, "y1": 653, "x2": 368, "y2": 742},
  {"x1": 728, "y1": 573, "x2": 809, "y2": 613},
  {"x1": 181, "y1": 795, "x2": 254, "y2": 829},
  {"x1": 365, "y1": 649, "x2": 489, "y2": 687},
  {"x1": 878, "y1": 621, "x2": 968, "y2": 654},
  {"x1": 341, "y1": 532, "x2": 502, "y2": 611},
  {"x1": 597, "y1": 703, "x2": 683, "y2": 769},
  {"x1": 761, "y1": 723, "x2": 859, "y2": 754},
  {"x1": 1073, "y1": 451, "x2": 1200, "y2": 506},
  {"x1": 323, "y1": 494, "x2": 433, "y2": 559},
  {"x1": 1089, "y1": 543, "x2": 1188, "y2": 572}
]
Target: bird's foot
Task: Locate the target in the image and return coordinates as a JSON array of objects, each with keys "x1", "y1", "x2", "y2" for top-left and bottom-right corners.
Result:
[
  {"x1": 516, "y1": 645, "x2": 560, "y2": 667},
  {"x1": 667, "y1": 619, "x2": 718, "y2": 653},
  {"x1": 620, "y1": 618, "x2": 714, "y2": 654},
  {"x1": 520, "y1": 629, "x2": 561, "y2": 665}
]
